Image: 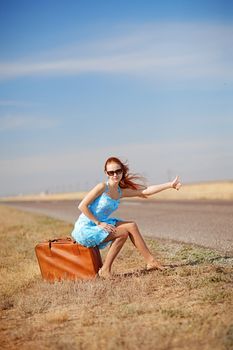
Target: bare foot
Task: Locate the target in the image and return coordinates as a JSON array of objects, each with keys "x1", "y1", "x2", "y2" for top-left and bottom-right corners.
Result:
[
  {"x1": 98, "y1": 268, "x2": 113, "y2": 279},
  {"x1": 146, "y1": 260, "x2": 165, "y2": 271}
]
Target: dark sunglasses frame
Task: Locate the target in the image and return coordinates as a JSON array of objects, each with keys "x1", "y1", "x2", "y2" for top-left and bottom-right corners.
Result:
[{"x1": 106, "y1": 168, "x2": 123, "y2": 176}]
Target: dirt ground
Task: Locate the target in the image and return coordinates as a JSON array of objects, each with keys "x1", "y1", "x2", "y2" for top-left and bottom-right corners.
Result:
[{"x1": 0, "y1": 205, "x2": 233, "y2": 350}]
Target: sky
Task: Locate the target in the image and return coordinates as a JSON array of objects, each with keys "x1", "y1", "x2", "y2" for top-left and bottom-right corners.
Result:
[{"x1": 0, "y1": 0, "x2": 233, "y2": 196}]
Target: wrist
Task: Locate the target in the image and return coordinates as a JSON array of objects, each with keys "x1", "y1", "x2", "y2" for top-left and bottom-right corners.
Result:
[
  {"x1": 170, "y1": 182, "x2": 177, "y2": 189},
  {"x1": 95, "y1": 220, "x2": 100, "y2": 226}
]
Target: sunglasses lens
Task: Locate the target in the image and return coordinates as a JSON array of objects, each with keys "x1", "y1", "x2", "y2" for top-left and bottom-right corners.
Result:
[{"x1": 107, "y1": 169, "x2": 122, "y2": 176}]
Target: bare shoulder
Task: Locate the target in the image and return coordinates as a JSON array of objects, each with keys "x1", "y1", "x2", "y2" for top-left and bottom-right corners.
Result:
[
  {"x1": 79, "y1": 182, "x2": 106, "y2": 208},
  {"x1": 89, "y1": 182, "x2": 106, "y2": 197},
  {"x1": 94, "y1": 182, "x2": 106, "y2": 192}
]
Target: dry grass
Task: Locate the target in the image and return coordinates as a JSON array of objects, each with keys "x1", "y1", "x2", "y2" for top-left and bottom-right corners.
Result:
[
  {"x1": 150, "y1": 180, "x2": 233, "y2": 201},
  {"x1": 0, "y1": 205, "x2": 232, "y2": 350},
  {"x1": 1, "y1": 181, "x2": 233, "y2": 202}
]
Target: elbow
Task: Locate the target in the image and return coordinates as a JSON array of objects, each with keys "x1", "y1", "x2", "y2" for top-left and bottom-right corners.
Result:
[
  {"x1": 139, "y1": 192, "x2": 148, "y2": 199},
  {"x1": 78, "y1": 202, "x2": 84, "y2": 211},
  {"x1": 78, "y1": 202, "x2": 88, "y2": 213},
  {"x1": 141, "y1": 188, "x2": 149, "y2": 198}
]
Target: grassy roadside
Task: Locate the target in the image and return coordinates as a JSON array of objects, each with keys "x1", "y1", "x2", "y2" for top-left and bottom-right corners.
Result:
[{"x1": 0, "y1": 205, "x2": 232, "y2": 350}]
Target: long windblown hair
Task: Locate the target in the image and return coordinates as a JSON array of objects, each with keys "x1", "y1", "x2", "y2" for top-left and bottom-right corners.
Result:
[{"x1": 104, "y1": 156, "x2": 146, "y2": 190}]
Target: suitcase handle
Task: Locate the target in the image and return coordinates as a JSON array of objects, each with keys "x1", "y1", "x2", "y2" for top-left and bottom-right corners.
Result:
[
  {"x1": 47, "y1": 237, "x2": 79, "y2": 257},
  {"x1": 35, "y1": 236, "x2": 80, "y2": 257},
  {"x1": 48, "y1": 236, "x2": 76, "y2": 249}
]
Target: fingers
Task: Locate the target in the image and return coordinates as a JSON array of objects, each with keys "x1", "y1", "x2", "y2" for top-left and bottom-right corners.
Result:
[
  {"x1": 103, "y1": 223, "x2": 116, "y2": 234},
  {"x1": 172, "y1": 175, "x2": 182, "y2": 190},
  {"x1": 175, "y1": 176, "x2": 181, "y2": 184},
  {"x1": 171, "y1": 175, "x2": 178, "y2": 188},
  {"x1": 177, "y1": 182, "x2": 182, "y2": 190},
  {"x1": 175, "y1": 175, "x2": 180, "y2": 184},
  {"x1": 108, "y1": 224, "x2": 116, "y2": 233}
]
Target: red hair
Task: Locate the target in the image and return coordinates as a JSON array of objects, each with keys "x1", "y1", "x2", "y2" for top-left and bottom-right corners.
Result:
[{"x1": 104, "y1": 156, "x2": 146, "y2": 190}]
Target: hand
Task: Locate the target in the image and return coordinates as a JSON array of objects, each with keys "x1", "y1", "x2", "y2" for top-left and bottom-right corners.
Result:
[
  {"x1": 171, "y1": 175, "x2": 182, "y2": 190},
  {"x1": 99, "y1": 222, "x2": 116, "y2": 234}
]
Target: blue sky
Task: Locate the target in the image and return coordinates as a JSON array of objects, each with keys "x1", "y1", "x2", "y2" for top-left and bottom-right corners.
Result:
[{"x1": 0, "y1": 0, "x2": 233, "y2": 196}]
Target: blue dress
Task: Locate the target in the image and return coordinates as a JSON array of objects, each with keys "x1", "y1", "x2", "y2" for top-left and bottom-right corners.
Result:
[{"x1": 71, "y1": 182, "x2": 124, "y2": 249}]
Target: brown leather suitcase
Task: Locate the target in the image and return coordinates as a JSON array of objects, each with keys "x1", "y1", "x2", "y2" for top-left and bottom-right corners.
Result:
[{"x1": 35, "y1": 237, "x2": 103, "y2": 282}]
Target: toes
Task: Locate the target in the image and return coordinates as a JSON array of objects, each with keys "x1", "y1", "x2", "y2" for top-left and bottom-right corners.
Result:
[{"x1": 146, "y1": 262, "x2": 165, "y2": 271}]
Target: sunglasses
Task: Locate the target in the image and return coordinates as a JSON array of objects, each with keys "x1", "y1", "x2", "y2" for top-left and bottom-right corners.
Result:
[{"x1": 106, "y1": 168, "x2": 123, "y2": 176}]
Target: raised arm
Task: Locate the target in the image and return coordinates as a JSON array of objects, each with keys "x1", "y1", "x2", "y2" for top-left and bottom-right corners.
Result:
[{"x1": 121, "y1": 176, "x2": 181, "y2": 198}]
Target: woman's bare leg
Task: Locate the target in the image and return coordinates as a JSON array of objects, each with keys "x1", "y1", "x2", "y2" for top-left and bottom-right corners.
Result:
[
  {"x1": 116, "y1": 221, "x2": 164, "y2": 270},
  {"x1": 99, "y1": 221, "x2": 163, "y2": 277},
  {"x1": 98, "y1": 228, "x2": 129, "y2": 277}
]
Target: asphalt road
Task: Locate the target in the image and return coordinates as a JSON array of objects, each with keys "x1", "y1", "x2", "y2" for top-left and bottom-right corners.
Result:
[{"x1": 2, "y1": 199, "x2": 233, "y2": 254}]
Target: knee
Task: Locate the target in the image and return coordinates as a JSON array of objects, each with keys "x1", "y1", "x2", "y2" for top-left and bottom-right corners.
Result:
[
  {"x1": 119, "y1": 231, "x2": 129, "y2": 240},
  {"x1": 128, "y1": 221, "x2": 138, "y2": 230}
]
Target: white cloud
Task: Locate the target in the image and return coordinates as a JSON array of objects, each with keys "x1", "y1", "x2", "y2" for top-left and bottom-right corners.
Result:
[
  {"x1": 0, "y1": 115, "x2": 59, "y2": 131},
  {"x1": 0, "y1": 22, "x2": 232, "y2": 82}
]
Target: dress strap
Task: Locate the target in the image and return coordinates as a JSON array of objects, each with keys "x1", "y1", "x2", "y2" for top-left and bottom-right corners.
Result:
[
  {"x1": 117, "y1": 186, "x2": 122, "y2": 199},
  {"x1": 105, "y1": 181, "x2": 109, "y2": 193}
]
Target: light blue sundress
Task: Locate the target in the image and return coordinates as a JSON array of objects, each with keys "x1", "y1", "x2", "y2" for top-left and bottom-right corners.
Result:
[{"x1": 71, "y1": 182, "x2": 124, "y2": 249}]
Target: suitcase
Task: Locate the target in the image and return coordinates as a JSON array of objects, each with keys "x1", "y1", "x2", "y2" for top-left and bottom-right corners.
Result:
[{"x1": 35, "y1": 237, "x2": 103, "y2": 282}]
